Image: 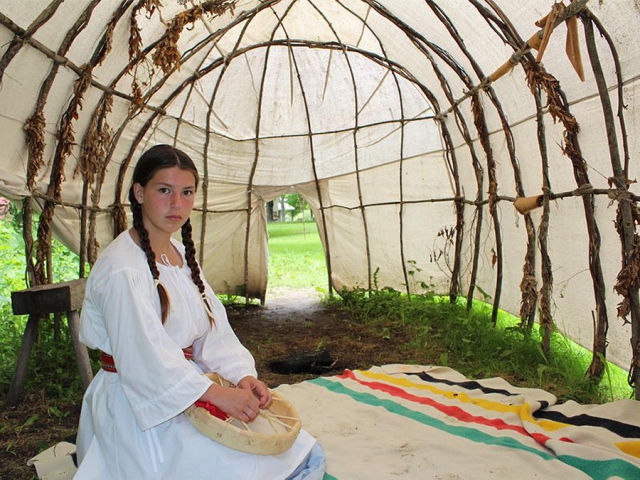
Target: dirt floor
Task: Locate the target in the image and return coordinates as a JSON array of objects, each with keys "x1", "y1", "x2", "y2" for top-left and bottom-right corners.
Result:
[
  {"x1": 229, "y1": 288, "x2": 426, "y2": 387},
  {"x1": 1, "y1": 289, "x2": 429, "y2": 479}
]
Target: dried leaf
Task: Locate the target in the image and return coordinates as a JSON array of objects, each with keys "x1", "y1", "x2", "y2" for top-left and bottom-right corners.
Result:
[
  {"x1": 565, "y1": 15, "x2": 585, "y2": 81},
  {"x1": 24, "y1": 111, "x2": 46, "y2": 189},
  {"x1": 152, "y1": 0, "x2": 237, "y2": 74}
]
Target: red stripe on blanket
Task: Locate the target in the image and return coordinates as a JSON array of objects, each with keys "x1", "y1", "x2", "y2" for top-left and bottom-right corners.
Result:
[{"x1": 338, "y1": 370, "x2": 573, "y2": 447}]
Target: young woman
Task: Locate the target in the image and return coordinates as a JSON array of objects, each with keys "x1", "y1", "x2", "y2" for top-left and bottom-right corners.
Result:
[{"x1": 75, "y1": 145, "x2": 324, "y2": 479}]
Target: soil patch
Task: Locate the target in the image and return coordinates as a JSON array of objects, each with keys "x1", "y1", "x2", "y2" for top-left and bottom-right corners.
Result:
[{"x1": 227, "y1": 288, "x2": 421, "y2": 387}]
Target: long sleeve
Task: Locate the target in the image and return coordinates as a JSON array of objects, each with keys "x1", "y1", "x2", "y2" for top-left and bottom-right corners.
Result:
[{"x1": 191, "y1": 286, "x2": 258, "y2": 385}]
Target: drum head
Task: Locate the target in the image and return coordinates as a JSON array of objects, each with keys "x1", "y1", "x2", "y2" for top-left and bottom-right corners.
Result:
[{"x1": 185, "y1": 373, "x2": 302, "y2": 455}]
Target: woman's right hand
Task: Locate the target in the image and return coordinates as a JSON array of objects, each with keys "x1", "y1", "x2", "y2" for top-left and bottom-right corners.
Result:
[{"x1": 199, "y1": 383, "x2": 261, "y2": 422}]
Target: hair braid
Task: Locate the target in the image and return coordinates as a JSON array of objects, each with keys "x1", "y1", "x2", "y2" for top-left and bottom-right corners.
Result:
[
  {"x1": 128, "y1": 144, "x2": 202, "y2": 325},
  {"x1": 182, "y1": 219, "x2": 215, "y2": 325},
  {"x1": 131, "y1": 198, "x2": 171, "y2": 324}
]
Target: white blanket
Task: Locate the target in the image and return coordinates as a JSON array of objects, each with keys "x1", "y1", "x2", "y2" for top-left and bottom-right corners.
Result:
[{"x1": 278, "y1": 365, "x2": 640, "y2": 479}]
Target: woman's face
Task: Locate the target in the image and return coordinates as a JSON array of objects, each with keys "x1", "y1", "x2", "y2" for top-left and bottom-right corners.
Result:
[{"x1": 133, "y1": 166, "x2": 197, "y2": 239}]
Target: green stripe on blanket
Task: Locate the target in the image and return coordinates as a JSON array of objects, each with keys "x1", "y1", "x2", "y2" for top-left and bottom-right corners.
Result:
[{"x1": 310, "y1": 375, "x2": 640, "y2": 480}]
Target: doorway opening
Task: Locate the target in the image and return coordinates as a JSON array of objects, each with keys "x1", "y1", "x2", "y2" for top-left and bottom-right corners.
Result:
[{"x1": 265, "y1": 194, "x2": 328, "y2": 305}]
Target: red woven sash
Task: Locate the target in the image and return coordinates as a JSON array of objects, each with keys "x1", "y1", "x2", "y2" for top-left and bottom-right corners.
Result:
[{"x1": 100, "y1": 346, "x2": 194, "y2": 372}]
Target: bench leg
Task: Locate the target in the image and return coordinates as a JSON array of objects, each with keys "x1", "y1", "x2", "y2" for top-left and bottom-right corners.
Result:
[
  {"x1": 6, "y1": 314, "x2": 40, "y2": 407},
  {"x1": 67, "y1": 310, "x2": 93, "y2": 391}
]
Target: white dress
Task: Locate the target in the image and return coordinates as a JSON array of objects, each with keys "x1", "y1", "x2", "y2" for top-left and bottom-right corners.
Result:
[{"x1": 75, "y1": 231, "x2": 316, "y2": 479}]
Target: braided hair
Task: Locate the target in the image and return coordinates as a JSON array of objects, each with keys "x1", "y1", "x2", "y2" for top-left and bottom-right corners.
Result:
[{"x1": 129, "y1": 144, "x2": 215, "y2": 326}]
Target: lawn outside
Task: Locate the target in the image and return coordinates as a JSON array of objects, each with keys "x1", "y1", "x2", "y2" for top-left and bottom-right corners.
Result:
[{"x1": 267, "y1": 220, "x2": 327, "y2": 293}]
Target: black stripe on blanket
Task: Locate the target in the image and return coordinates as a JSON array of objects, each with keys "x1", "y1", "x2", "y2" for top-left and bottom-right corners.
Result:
[
  {"x1": 409, "y1": 372, "x2": 640, "y2": 439},
  {"x1": 409, "y1": 372, "x2": 551, "y2": 409},
  {"x1": 534, "y1": 410, "x2": 640, "y2": 439}
]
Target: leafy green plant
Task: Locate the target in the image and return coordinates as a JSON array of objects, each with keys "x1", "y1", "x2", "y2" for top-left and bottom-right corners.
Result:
[{"x1": 0, "y1": 216, "x2": 88, "y2": 400}]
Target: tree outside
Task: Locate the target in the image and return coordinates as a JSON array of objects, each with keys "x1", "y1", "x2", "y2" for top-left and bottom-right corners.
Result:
[{"x1": 267, "y1": 194, "x2": 314, "y2": 222}]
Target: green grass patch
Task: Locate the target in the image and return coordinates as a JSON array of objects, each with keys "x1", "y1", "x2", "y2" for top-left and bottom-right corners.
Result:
[
  {"x1": 267, "y1": 221, "x2": 327, "y2": 292},
  {"x1": 492, "y1": 307, "x2": 632, "y2": 403},
  {"x1": 328, "y1": 288, "x2": 633, "y2": 404}
]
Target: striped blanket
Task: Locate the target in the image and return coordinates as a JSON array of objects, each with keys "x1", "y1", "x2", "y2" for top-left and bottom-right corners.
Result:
[{"x1": 275, "y1": 365, "x2": 640, "y2": 480}]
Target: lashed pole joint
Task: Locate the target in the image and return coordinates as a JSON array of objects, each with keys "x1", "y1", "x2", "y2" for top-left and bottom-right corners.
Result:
[{"x1": 434, "y1": 0, "x2": 590, "y2": 122}]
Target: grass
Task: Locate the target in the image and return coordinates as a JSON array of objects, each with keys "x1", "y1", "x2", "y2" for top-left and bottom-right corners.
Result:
[
  {"x1": 328, "y1": 288, "x2": 633, "y2": 404},
  {"x1": 267, "y1": 220, "x2": 327, "y2": 293},
  {"x1": 493, "y1": 307, "x2": 632, "y2": 403}
]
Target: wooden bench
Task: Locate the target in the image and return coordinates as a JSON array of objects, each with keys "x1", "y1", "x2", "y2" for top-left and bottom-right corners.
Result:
[{"x1": 6, "y1": 278, "x2": 93, "y2": 407}]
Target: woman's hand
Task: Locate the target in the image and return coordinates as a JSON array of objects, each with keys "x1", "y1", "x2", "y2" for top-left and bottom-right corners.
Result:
[
  {"x1": 237, "y1": 376, "x2": 272, "y2": 409},
  {"x1": 199, "y1": 383, "x2": 261, "y2": 422}
]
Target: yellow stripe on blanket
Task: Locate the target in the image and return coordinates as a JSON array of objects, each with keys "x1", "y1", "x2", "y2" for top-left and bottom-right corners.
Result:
[
  {"x1": 358, "y1": 369, "x2": 570, "y2": 433},
  {"x1": 615, "y1": 440, "x2": 640, "y2": 459}
]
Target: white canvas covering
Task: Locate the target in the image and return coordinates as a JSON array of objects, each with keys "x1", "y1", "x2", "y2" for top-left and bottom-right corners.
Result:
[{"x1": 0, "y1": 1, "x2": 639, "y2": 375}]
